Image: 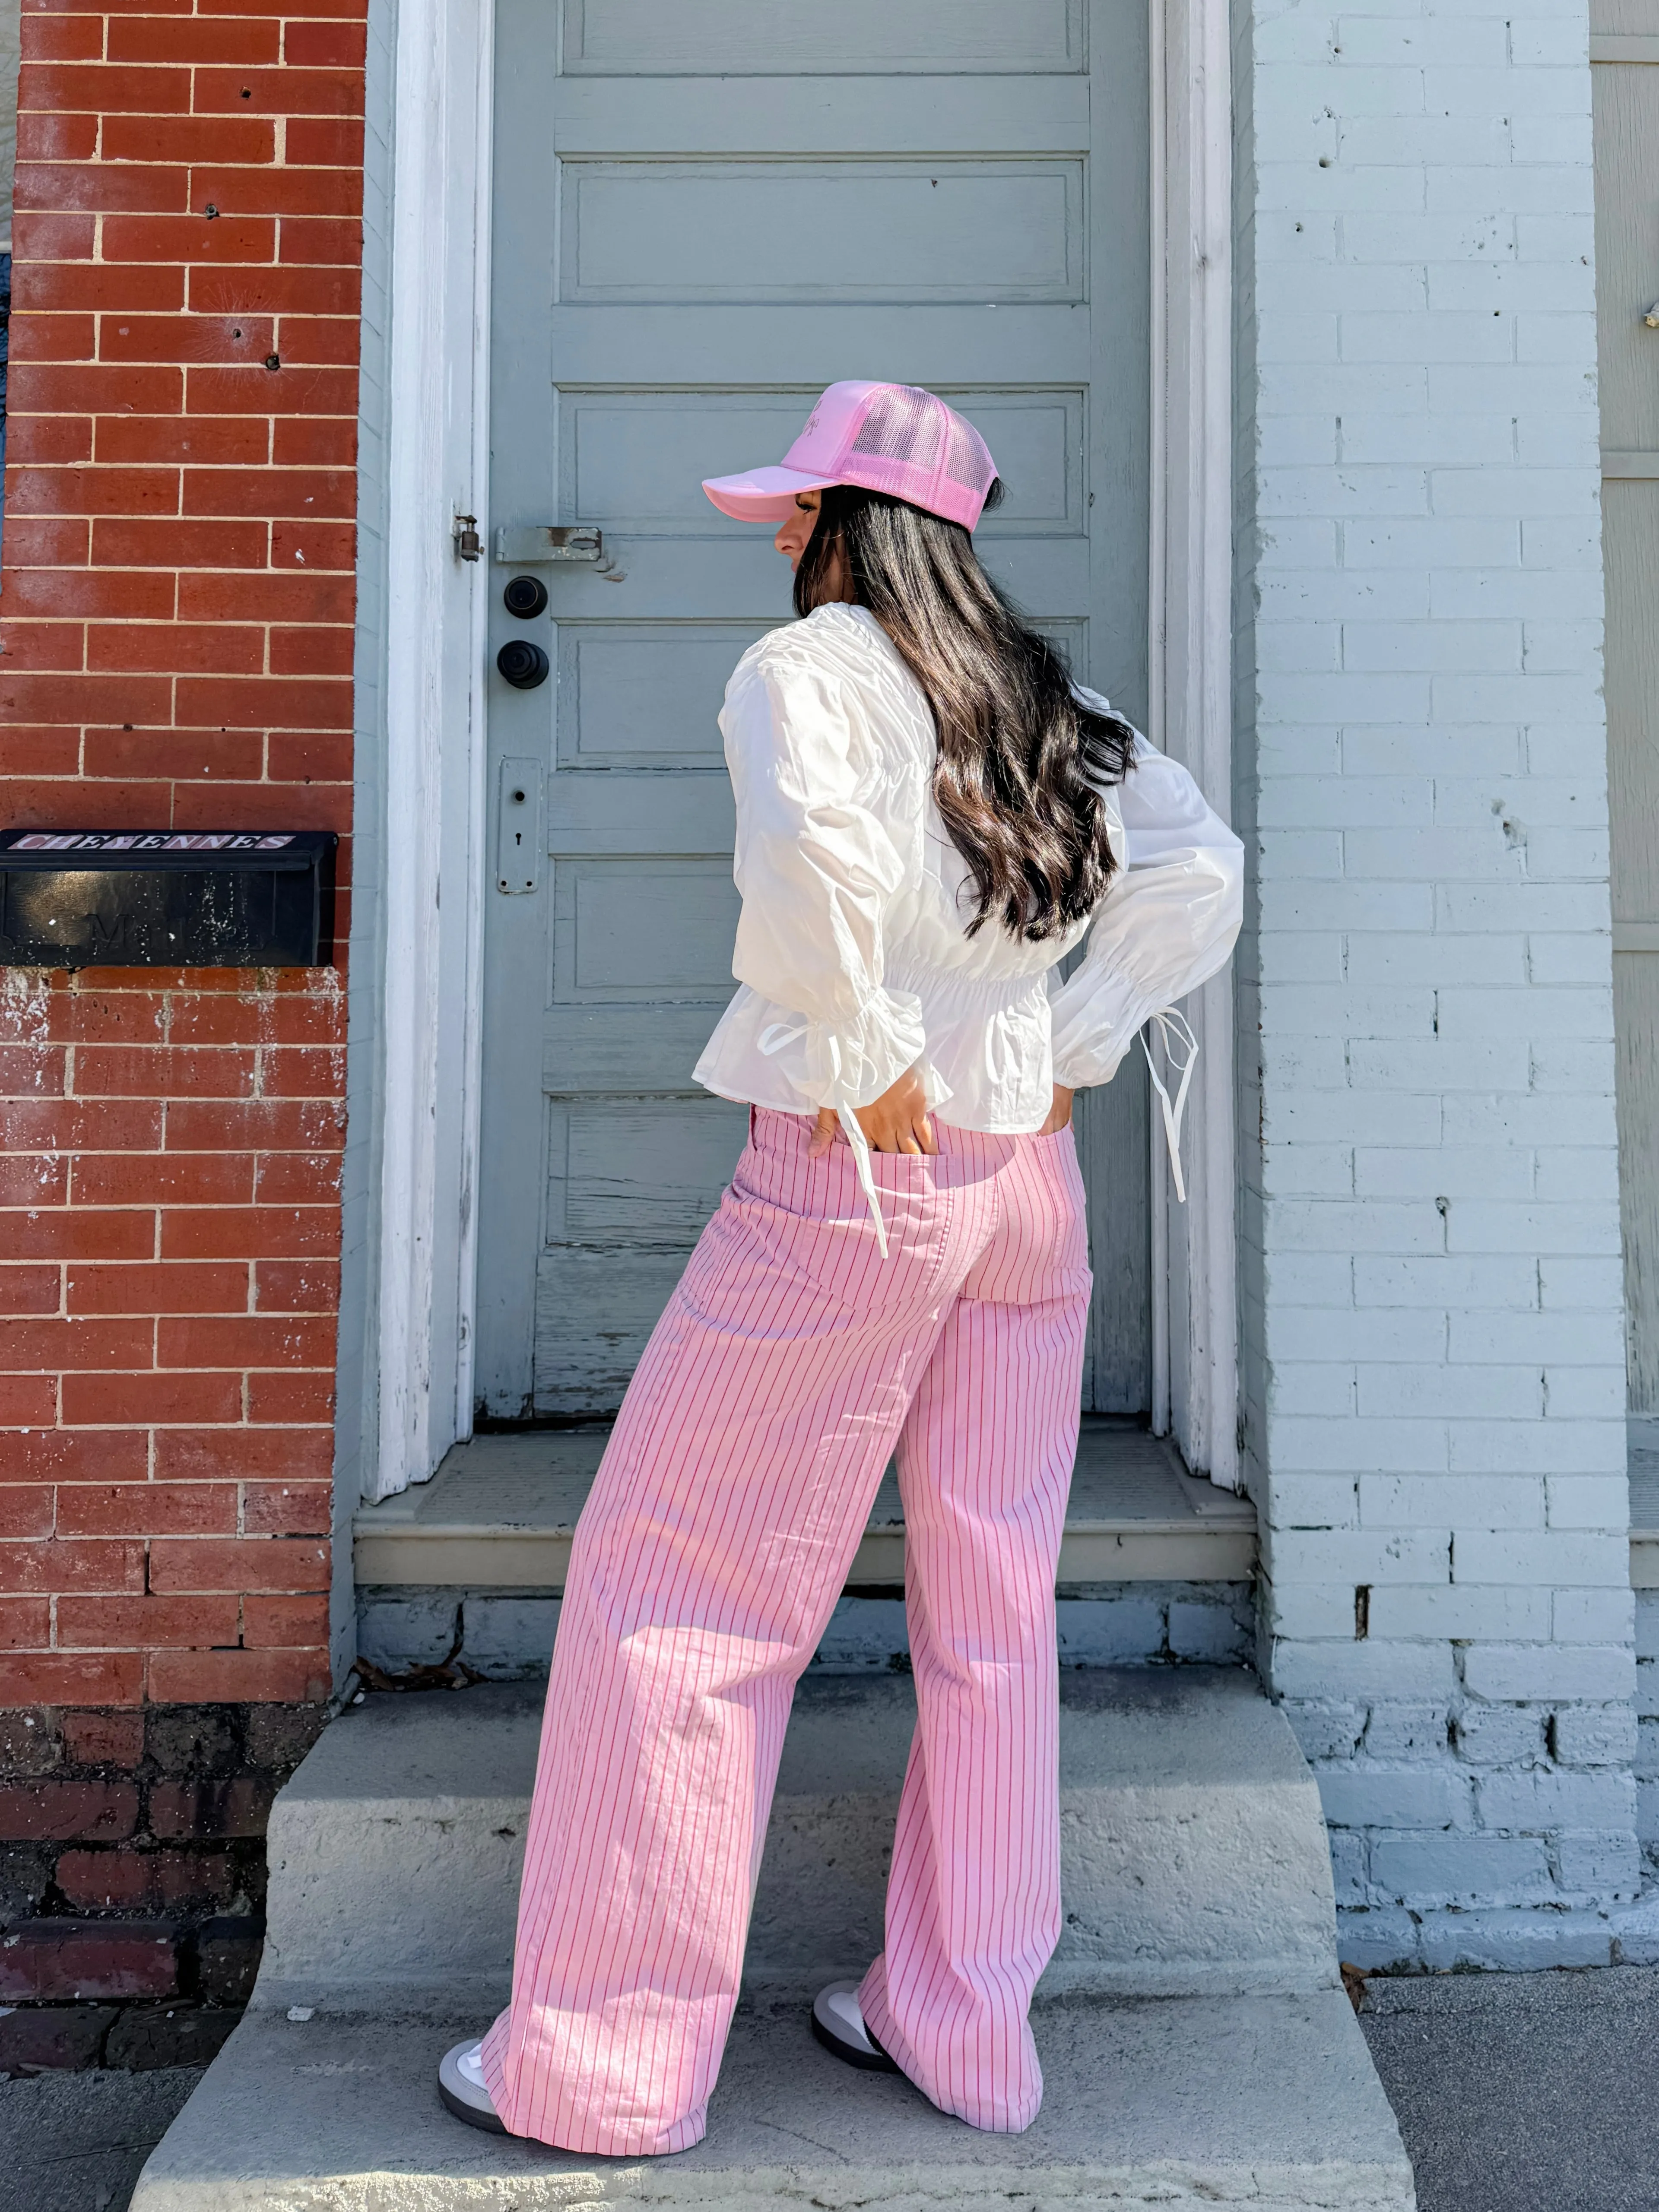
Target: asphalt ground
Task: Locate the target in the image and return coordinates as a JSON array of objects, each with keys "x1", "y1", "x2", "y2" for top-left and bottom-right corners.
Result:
[
  {"x1": 6, "y1": 1967, "x2": 1659, "y2": 2211},
  {"x1": 0, "y1": 2064, "x2": 202, "y2": 2212},
  {"x1": 1358, "y1": 1964, "x2": 1659, "y2": 2212}
]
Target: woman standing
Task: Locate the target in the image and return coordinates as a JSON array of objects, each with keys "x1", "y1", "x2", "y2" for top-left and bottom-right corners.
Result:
[{"x1": 438, "y1": 383, "x2": 1243, "y2": 2153}]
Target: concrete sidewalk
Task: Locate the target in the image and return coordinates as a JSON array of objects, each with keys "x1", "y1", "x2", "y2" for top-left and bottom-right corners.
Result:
[{"x1": 8, "y1": 1965, "x2": 1659, "y2": 2212}]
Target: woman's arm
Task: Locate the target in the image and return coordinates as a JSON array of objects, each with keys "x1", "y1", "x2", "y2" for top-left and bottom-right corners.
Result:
[{"x1": 1048, "y1": 733, "x2": 1244, "y2": 1093}]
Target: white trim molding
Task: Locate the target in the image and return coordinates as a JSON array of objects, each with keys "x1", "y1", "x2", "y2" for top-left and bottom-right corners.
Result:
[
  {"x1": 1148, "y1": 0, "x2": 1240, "y2": 1487},
  {"x1": 368, "y1": 0, "x2": 494, "y2": 1502}
]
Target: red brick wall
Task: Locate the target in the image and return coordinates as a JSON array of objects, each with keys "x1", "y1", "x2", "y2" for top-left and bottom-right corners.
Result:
[
  {"x1": 0, "y1": 0, "x2": 366, "y2": 1714},
  {"x1": 0, "y1": 969, "x2": 343, "y2": 1705},
  {"x1": 0, "y1": 1698, "x2": 326, "y2": 2066}
]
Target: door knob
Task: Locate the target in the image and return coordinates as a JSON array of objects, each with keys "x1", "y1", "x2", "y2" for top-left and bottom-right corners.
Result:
[
  {"x1": 497, "y1": 640, "x2": 550, "y2": 689},
  {"x1": 503, "y1": 575, "x2": 548, "y2": 618}
]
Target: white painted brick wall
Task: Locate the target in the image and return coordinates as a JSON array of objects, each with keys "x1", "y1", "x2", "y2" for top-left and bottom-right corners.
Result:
[{"x1": 1233, "y1": 0, "x2": 1635, "y2": 1966}]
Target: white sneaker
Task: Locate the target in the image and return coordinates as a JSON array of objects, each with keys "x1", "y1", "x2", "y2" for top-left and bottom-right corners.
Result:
[
  {"x1": 810, "y1": 1981, "x2": 900, "y2": 2073},
  {"x1": 438, "y1": 2038, "x2": 508, "y2": 2133}
]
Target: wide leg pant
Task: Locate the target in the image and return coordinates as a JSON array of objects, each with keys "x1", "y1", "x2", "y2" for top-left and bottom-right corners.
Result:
[{"x1": 479, "y1": 1107, "x2": 1091, "y2": 2154}]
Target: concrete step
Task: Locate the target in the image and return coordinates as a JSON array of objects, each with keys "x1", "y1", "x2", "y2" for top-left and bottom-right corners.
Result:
[
  {"x1": 255, "y1": 1668, "x2": 1341, "y2": 2008},
  {"x1": 133, "y1": 1667, "x2": 1413, "y2": 2210},
  {"x1": 353, "y1": 1418, "x2": 1259, "y2": 1590},
  {"x1": 130, "y1": 1984, "x2": 1415, "y2": 2212}
]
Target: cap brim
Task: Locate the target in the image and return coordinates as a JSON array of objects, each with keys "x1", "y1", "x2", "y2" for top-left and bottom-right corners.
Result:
[{"x1": 701, "y1": 464, "x2": 836, "y2": 523}]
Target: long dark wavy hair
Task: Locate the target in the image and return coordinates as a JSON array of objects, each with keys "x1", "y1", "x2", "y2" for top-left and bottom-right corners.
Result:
[{"x1": 794, "y1": 481, "x2": 1135, "y2": 941}]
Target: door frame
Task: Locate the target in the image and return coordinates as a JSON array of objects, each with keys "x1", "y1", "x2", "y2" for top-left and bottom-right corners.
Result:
[
  {"x1": 359, "y1": 0, "x2": 1239, "y2": 1499},
  {"x1": 1148, "y1": 0, "x2": 1239, "y2": 1486}
]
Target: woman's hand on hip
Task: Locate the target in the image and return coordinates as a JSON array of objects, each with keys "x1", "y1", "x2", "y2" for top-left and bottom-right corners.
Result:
[
  {"x1": 808, "y1": 1066, "x2": 937, "y2": 1157},
  {"x1": 1038, "y1": 1084, "x2": 1075, "y2": 1136}
]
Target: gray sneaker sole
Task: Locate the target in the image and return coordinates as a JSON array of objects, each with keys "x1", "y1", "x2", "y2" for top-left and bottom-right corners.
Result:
[{"x1": 438, "y1": 2042, "x2": 509, "y2": 2134}]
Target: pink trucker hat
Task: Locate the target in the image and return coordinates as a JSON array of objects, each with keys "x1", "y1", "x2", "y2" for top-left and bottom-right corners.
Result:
[{"x1": 702, "y1": 381, "x2": 998, "y2": 532}]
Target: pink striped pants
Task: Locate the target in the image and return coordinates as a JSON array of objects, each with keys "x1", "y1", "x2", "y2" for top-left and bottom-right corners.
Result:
[{"x1": 479, "y1": 1107, "x2": 1091, "y2": 2152}]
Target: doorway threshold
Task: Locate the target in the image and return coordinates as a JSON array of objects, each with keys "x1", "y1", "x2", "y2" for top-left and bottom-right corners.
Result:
[{"x1": 354, "y1": 1419, "x2": 1257, "y2": 1590}]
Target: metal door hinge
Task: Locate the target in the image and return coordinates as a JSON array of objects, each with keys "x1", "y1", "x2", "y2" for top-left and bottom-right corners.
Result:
[
  {"x1": 494, "y1": 525, "x2": 604, "y2": 565},
  {"x1": 453, "y1": 514, "x2": 482, "y2": 562}
]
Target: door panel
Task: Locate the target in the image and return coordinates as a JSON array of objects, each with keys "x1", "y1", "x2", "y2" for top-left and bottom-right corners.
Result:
[
  {"x1": 1595, "y1": 57, "x2": 1659, "y2": 455},
  {"x1": 555, "y1": 625, "x2": 761, "y2": 767},
  {"x1": 560, "y1": 862, "x2": 741, "y2": 997},
  {"x1": 1595, "y1": 9, "x2": 1659, "y2": 1410},
  {"x1": 1604, "y1": 485, "x2": 1659, "y2": 928},
  {"x1": 567, "y1": 398, "x2": 831, "y2": 525},
  {"x1": 562, "y1": 162, "x2": 1085, "y2": 302},
  {"x1": 562, "y1": 390, "x2": 1084, "y2": 535},
  {"x1": 559, "y1": 0, "x2": 1088, "y2": 74},
  {"x1": 477, "y1": 0, "x2": 1150, "y2": 1419},
  {"x1": 1614, "y1": 950, "x2": 1659, "y2": 1409},
  {"x1": 1603, "y1": 469, "x2": 1659, "y2": 1410}
]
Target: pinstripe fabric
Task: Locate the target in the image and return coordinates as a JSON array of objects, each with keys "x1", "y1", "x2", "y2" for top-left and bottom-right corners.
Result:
[{"x1": 478, "y1": 1108, "x2": 1090, "y2": 2153}]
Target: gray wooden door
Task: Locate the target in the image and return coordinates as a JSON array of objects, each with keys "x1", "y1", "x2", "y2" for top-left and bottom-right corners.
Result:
[
  {"x1": 474, "y1": 0, "x2": 1151, "y2": 1421},
  {"x1": 1595, "y1": 0, "x2": 1659, "y2": 1410}
]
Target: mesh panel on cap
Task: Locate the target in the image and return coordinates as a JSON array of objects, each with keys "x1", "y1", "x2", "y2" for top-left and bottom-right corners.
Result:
[
  {"x1": 943, "y1": 413, "x2": 995, "y2": 494},
  {"x1": 848, "y1": 385, "x2": 944, "y2": 467}
]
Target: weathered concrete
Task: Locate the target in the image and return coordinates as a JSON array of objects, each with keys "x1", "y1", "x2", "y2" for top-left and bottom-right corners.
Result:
[
  {"x1": 134, "y1": 1667, "x2": 1413, "y2": 2209},
  {"x1": 0, "y1": 2063, "x2": 204, "y2": 2212},
  {"x1": 257, "y1": 1681, "x2": 539, "y2": 2014},
  {"x1": 258, "y1": 1670, "x2": 1340, "y2": 2009},
  {"x1": 130, "y1": 1987, "x2": 1412, "y2": 2212}
]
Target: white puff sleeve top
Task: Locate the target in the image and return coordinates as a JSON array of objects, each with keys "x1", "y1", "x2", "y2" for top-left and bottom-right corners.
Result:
[{"x1": 693, "y1": 603, "x2": 1243, "y2": 1243}]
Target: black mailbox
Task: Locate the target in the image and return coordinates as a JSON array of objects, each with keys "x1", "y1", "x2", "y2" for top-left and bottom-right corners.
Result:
[{"x1": 0, "y1": 830, "x2": 337, "y2": 969}]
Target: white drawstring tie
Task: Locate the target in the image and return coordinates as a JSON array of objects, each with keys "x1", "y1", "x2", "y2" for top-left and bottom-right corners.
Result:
[
  {"x1": 1140, "y1": 1008, "x2": 1199, "y2": 1204},
  {"x1": 757, "y1": 1020, "x2": 889, "y2": 1258}
]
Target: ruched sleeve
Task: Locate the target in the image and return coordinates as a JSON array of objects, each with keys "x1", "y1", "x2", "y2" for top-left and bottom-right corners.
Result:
[
  {"x1": 720, "y1": 641, "x2": 925, "y2": 1114},
  {"x1": 1048, "y1": 731, "x2": 1244, "y2": 1092}
]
